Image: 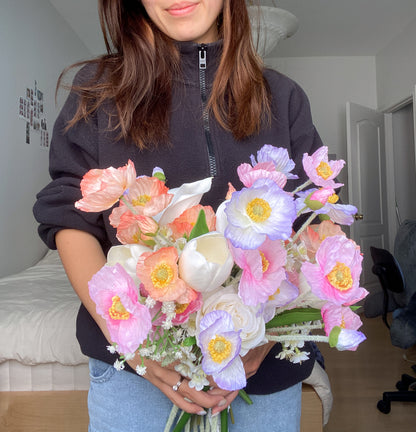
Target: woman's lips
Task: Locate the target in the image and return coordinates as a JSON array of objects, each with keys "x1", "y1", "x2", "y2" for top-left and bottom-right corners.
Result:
[{"x1": 167, "y1": 2, "x2": 198, "y2": 17}]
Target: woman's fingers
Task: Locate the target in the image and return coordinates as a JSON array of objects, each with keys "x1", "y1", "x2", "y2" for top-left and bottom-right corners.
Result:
[
  {"x1": 211, "y1": 390, "x2": 239, "y2": 416},
  {"x1": 173, "y1": 379, "x2": 227, "y2": 411}
]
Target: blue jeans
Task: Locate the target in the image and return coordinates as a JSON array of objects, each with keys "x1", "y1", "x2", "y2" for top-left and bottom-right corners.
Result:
[{"x1": 88, "y1": 358, "x2": 302, "y2": 432}]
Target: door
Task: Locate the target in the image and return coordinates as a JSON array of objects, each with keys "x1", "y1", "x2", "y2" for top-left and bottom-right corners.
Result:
[
  {"x1": 413, "y1": 85, "x2": 416, "y2": 173},
  {"x1": 346, "y1": 102, "x2": 389, "y2": 292}
]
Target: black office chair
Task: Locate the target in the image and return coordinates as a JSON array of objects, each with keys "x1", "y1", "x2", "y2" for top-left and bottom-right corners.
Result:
[{"x1": 370, "y1": 246, "x2": 416, "y2": 414}]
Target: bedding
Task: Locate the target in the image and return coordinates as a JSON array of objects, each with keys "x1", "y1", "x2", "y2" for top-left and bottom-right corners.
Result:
[{"x1": 0, "y1": 249, "x2": 88, "y2": 366}]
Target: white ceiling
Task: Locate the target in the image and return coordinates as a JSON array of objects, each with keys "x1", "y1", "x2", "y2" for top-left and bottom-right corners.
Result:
[{"x1": 49, "y1": 0, "x2": 416, "y2": 57}]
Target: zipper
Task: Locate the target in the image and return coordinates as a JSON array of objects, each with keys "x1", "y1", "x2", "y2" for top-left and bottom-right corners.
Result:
[{"x1": 198, "y1": 44, "x2": 217, "y2": 177}]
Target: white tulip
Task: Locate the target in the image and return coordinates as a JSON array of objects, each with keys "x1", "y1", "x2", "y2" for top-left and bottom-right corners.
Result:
[
  {"x1": 157, "y1": 177, "x2": 212, "y2": 226},
  {"x1": 215, "y1": 200, "x2": 229, "y2": 235},
  {"x1": 179, "y1": 232, "x2": 234, "y2": 293},
  {"x1": 107, "y1": 244, "x2": 152, "y2": 286}
]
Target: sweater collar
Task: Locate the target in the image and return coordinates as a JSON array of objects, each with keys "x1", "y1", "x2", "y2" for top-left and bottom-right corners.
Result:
[{"x1": 175, "y1": 40, "x2": 223, "y2": 87}]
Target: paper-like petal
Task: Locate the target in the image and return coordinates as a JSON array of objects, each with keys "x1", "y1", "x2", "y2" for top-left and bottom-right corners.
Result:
[
  {"x1": 336, "y1": 329, "x2": 366, "y2": 351},
  {"x1": 157, "y1": 178, "x2": 212, "y2": 226},
  {"x1": 212, "y1": 355, "x2": 246, "y2": 391}
]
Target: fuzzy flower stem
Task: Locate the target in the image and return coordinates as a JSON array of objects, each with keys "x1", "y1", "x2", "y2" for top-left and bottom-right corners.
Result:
[
  {"x1": 266, "y1": 334, "x2": 329, "y2": 343},
  {"x1": 291, "y1": 212, "x2": 317, "y2": 244},
  {"x1": 297, "y1": 205, "x2": 309, "y2": 217},
  {"x1": 154, "y1": 232, "x2": 176, "y2": 248},
  {"x1": 266, "y1": 322, "x2": 324, "y2": 333},
  {"x1": 120, "y1": 195, "x2": 138, "y2": 215},
  {"x1": 292, "y1": 179, "x2": 313, "y2": 195}
]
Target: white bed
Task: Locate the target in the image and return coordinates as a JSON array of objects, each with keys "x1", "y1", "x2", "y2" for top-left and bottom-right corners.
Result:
[{"x1": 0, "y1": 250, "x2": 89, "y2": 392}]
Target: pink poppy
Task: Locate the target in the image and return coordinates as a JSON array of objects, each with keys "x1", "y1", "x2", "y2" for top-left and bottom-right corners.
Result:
[
  {"x1": 301, "y1": 235, "x2": 368, "y2": 305},
  {"x1": 115, "y1": 212, "x2": 158, "y2": 245},
  {"x1": 321, "y1": 302, "x2": 363, "y2": 336},
  {"x1": 75, "y1": 160, "x2": 136, "y2": 212},
  {"x1": 88, "y1": 263, "x2": 152, "y2": 354},
  {"x1": 302, "y1": 147, "x2": 344, "y2": 189},
  {"x1": 231, "y1": 238, "x2": 287, "y2": 306},
  {"x1": 168, "y1": 205, "x2": 216, "y2": 240},
  {"x1": 136, "y1": 246, "x2": 196, "y2": 303},
  {"x1": 237, "y1": 161, "x2": 287, "y2": 189}
]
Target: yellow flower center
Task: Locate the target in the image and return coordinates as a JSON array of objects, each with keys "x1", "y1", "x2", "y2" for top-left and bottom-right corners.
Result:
[
  {"x1": 132, "y1": 195, "x2": 151, "y2": 206},
  {"x1": 175, "y1": 303, "x2": 189, "y2": 315},
  {"x1": 316, "y1": 161, "x2": 333, "y2": 180},
  {"x1": 328, "y1": 193, "x2": 339, "y2": 204},
  {"x1": 327, "y1": 262, "x2": 353, "y2": 291},
  {"x1": 340, "y1": 316, "x2": 346, "y2": 329},
  {"x1": 108, "y1": 296, "x2": 130, "y2": 320},
  {"x1": 269, "y1": 288, "x2": 280, "y2": 301},
  {"x1": 151, "y1": 263, "x2": 174, "y2": 289},
  {"x1": 260, "y1": 251, "x2": 269, "y2": 273},
  {"x1": 208, "y1": 335, "x2": 232, "y2": 363},
  {"x1": 246, "y1": 198, "x2": 271, "y2": 223}
]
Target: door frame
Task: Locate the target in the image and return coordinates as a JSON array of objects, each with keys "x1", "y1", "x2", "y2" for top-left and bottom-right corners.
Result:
[{"x1": 382, "y1": 93, "x2": 415, "y2": 250}]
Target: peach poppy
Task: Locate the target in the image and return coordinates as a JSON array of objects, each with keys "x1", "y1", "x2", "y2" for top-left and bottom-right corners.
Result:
[
  {"x1": 136, "y1": 246, "x2": 195, "y2": 303},
  {"x1": 75, "y1": 160, "x2": 136, "y2": 212},
  {"x1": 168, "y1": 205, "x2": 216, "y2": 240},
  {"x1": 110, "y1": 176, "x2": 173, "y2": 227},
  {"x1": 115, "y1": 212, "x2": 159, "y2": 246}
]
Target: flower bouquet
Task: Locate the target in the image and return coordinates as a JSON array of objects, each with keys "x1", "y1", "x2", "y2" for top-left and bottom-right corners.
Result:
[{"x1": 75, "y1": 145, "x2": 368, "y2": 431}]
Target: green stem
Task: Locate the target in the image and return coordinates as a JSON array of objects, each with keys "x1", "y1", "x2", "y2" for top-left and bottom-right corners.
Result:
[
  {"x1": 292, "y1": 179, "x2": 312, "y2": 195},
  {"x1": 220, "y1": 410, "x2": 228, "y2": 432},
  {"x1": 291, "y1": 212, "x2": 317, "y2": 244},
  {"x1": 120, "y1": 195, "x2": 138, "y2": 214},
  {"x1": 172, "y1": 412, "x2": 192, "y2": 432},
  {"x1": 266, "y1": 334, "x2": 329, "y2": 343}
]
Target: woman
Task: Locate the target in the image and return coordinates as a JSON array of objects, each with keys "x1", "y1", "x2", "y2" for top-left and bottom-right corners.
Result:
[{"x1": 34, "y1": 1, "x2": 322, "y2": 430}]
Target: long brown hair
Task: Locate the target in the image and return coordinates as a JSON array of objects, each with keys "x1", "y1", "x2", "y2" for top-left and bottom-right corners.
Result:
[{"x1": 62, "y1": 0, "x2": 270, "y2": 149}]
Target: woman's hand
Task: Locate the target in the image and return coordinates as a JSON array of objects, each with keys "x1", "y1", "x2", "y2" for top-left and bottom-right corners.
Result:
[
  {"x1": 128, "y1": 356, "x2": 227, "y2": 416},
  {"x1": 207, "y1": 341, "x2": 276, "y2": 415},
  {"x1": 241, "y1": 341, "x2": 276, "y2": 380}
]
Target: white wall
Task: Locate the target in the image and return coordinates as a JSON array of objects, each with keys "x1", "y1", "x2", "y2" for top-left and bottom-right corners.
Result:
[
  {"x1": 266, "y1": 56, "x2": 377, "y2": 200},
  {"x1": 0, "y1": 0, "x2": 92, "y2": 277},
  {"x1": 376, "y1": 17, "x2": 416, "y2": 110}
]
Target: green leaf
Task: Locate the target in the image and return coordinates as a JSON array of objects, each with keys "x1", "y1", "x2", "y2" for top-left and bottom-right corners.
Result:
[
  {"x1": 188, "y1": 210, "x2": 209, "y2": 241},
  {"x1": 183, "y1": 336, "x2": 196, "y2": 347},
  {"x1": 329, "y1": 326, "x2": 342, "y2": 348},
  {"x1": 238, "y1": 389, "x2": 253, "y2": 405},
  {"x1": 172, "y1": 412, "x2": 192, "y2": 432},
  {"x1": 319, "y1": 213, "x2": 331, "y2": 221},
  {"x1": 265, "y1": 308, "x2": 322, "y2": 329}
]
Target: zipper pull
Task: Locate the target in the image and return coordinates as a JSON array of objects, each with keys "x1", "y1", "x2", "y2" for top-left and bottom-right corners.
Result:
[{"x1": 198, "y1": 45, "x2": 207, "y2": 70}]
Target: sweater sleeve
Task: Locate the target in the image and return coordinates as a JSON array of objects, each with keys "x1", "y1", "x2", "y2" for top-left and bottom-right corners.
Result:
[
  {"x1": 287, "y1": 80, "x2": 324, "y2": 184},
  {"x1": 33, "y1": 66, "x2": 109, "y2": 250}
]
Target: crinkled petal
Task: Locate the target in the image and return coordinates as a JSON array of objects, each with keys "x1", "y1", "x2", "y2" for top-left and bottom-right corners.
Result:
[
  {"x1": 336, "y1": 329, "x2": 366, "y2": 351},
  {"x1": 212, "y1": 355, "x2": 246, "y2": 391}
]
